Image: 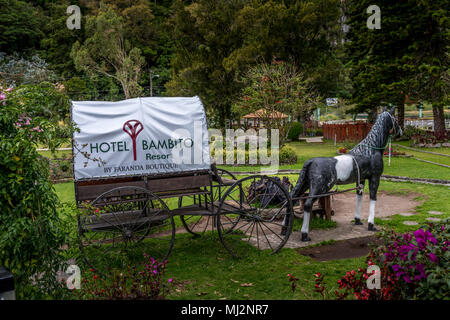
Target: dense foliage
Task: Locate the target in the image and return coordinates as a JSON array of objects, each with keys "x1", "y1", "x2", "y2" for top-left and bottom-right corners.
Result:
[
  {"x1": 307, "y1": 221, "x2": 449, "y2": 300},
  {"x1": 0, "y1": 0, "x2": 446, "y2": 129},
  {"x1": 75, "y1": 255, "x2": 173, "y2": 300},
  {"x1": 0, "y1": 85, "x2": 72, "y2": 298},
  {"x1": 233, "y1": 60, "x2": 321, "y2": 142},
  {"x1": 344, "y1": 0, "x2": 449, "y2": 134},
  {"x1": 287, "y1": 122, "x2": 304, "y2": 140}
]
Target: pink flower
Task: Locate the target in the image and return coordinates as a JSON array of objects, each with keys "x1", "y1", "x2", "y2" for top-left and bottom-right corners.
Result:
[
  {"x1": 428, "y1": 253, "x2": 439, "y2": 263},
  {"x1": 168, "y1": 278, "x2": 173, "y2": 283},
  {"x1": 6, "y1": 87, "x2": 13, "y2": 92}
]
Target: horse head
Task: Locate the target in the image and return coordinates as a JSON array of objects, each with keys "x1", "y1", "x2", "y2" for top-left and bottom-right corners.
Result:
[{"x1": 385, "y1": 106, "x2": 402, "y2": 138}]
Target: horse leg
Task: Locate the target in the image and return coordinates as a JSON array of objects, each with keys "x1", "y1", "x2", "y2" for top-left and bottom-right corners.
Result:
[
  {"x1": 300, "y1": 184, "x2": 328, "y2": 241},
  {"x1": 354, "y1": 181, "x2": 365, "y2": 225},
  {"x1": 282, "y1": 169, "x2": 310, "y2": 236},
  {"x1": 368, "y1": 176, "x2": 380, "y2": 231}
]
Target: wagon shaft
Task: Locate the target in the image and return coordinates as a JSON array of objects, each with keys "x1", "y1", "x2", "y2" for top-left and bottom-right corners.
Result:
[{"x1": 81, "y1": 209, "x2": 170, "y2": 232}]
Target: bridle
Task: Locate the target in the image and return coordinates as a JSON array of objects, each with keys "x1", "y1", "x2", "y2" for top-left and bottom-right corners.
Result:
[{"x1": 386, "y1": 112, "x2": 401, "y2": 137}]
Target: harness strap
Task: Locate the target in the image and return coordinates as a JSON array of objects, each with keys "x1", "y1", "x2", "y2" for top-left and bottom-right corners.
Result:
[{"x1": 347, "y1": 154, "x2": 363, "y2": 191}]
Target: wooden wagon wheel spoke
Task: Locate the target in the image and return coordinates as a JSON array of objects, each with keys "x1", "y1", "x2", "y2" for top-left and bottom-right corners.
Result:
[
  {"x1": 179, "y1": 168, "x2": 237, "y2": 237},
  {"x1": 258, "y1": 222, "x2": 274, "y2": 251},
  {"x1": 259, "y1": 220, "x2": 284, "y2": 242},
  {"x1": 217, "y1": 175, "x2": 294, "y2": 258},
  {"x1": 78, "y1": 186, "x2": 175, "y2": 276}
]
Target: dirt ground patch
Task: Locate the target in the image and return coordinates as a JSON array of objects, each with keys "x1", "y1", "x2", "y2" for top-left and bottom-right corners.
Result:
[
  {"x1": 284, "y1": 190, "x2": 424, "y2": 249},
  {"x1": 329, "y1": 190, "x2": 424, "y2": 224},
  {"x1": 297, "y1": 236, "x2": 382, "y2": 261}
]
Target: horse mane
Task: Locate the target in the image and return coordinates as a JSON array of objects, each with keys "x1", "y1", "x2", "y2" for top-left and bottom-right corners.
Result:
[{"x1": 349, "y1": 112, "x2": 391, "y2": 156}]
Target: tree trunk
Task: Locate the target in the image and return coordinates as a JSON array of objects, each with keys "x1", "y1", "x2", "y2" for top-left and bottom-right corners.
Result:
[
  {"x1": 397, "y1": 100, "x2": 405, "y2": 129},
  {"x1": 367, "y1": 106, "x2": 378, "y2": 124},
  {"x1": 432, "y1": 104, "x2": 446, "y2": 137}
]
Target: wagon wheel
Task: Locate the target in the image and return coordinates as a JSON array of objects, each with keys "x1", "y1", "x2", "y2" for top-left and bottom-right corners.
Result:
[
  {"x1": 216, "y1": 175, "x2": 294, "y2": 258},
  {"x1": 179, "y1": 168, "x2": 237, "y2": 236},
  {"x1": 78, "y1": 186, "x2": 175, "y2": 275}
]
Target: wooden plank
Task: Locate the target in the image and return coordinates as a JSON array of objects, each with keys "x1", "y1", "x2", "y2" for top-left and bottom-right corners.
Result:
[{"x1": 76, "y1": 174, "x2": 211, "y2": 202}]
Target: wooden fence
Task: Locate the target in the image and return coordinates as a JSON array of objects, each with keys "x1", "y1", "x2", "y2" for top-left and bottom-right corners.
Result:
[{"x1": 323, "y1": 121, "x2": 372, "y2": 142}]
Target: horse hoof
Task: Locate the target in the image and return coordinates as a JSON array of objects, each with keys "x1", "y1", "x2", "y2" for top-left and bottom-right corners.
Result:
[
  {"x1": 301, "y1": 233, "x2": 311, "y2": 242},
  {"x1": 354, "y1": 218, "x2": 363, "y2": 225},
  {"x1": 368, "y1": 223, "x2": 377, "y2": 231}
]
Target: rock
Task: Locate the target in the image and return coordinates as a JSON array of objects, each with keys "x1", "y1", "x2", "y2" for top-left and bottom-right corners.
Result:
[
  {"x1": 425, "y1": 143, "x2": 434, "y2": 148},
  {"x1": 403, "y1": 221, "x2": 419, "y2": 226},
  {"x1": 428, "y1": 211, "x2": 443, "y2": 215},
  {"x1": 433, "y1": 143, "x2": 442, "y2": 148},
  {"x1": 399, "y1": 212, "x2": 415, "y2": 217},
  {"x1": 426, "y1": 217, "x2": 441, "y2": 222},
  {"x1": 442, "y1": 142, "x2": 450, "y2": 147}
]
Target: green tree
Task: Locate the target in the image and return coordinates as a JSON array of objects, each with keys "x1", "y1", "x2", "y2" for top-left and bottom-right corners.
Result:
[
  {"x1": 71, "y1": 5, "x2": 145, "y2": 99},
  {"x1": 344, "y1": 0, "x2": 449, "y2": 132},
  {"x1": 344, "y1": 0, "x2": 413, "y2": 125},
  {"x1": 168, "y1": 0, "x2": 343, "y2": 126},
  {"x1": 0, "y1": 0, "x2": 45, "y2": 53},
  {"x1": 233, "y1": 60, "x2": 320, "y2": 143},
  {"x1": 225, "y1": 0, "x2": 344, "y2": 97},
  {"x1": 39, "y1": 0, "x2": 85, "y2": 78},
  {"x1": 167, "y1": 0, "x2": 245, "y2": 125},
  {"x1": 404, "y1": 0, "x2": 449, "y2": 137}
]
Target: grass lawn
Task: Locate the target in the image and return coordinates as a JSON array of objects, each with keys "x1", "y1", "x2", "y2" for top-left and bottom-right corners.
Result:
[{"x1": 53, "y1": 139, "x2": 449, "y2": 300}]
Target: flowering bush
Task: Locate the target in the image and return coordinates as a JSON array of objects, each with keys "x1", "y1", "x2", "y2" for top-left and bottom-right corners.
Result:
[
  {"x1": 412, "y1": 130, "x2": 449, "y2": 145},
  {"x1": 75, "y1": 255, "x2": 173, "y2": 300},
  {"x1": 333, "y1": 261, "x2": 402, "y2": 300},
  {"x1": 372, "y1": 221, "x2": 449, "y2": 299},
  {"x1": 0, "y1": 84, "x2": 74, "y2": 299},
  {"x1": 294, "y1": 221, "x2": 449, "y2": 300}
]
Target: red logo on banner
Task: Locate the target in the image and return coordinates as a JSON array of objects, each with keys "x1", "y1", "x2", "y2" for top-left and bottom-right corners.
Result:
[{"x1": 123, "y1": 120, "x2": 144, "y2": 161}]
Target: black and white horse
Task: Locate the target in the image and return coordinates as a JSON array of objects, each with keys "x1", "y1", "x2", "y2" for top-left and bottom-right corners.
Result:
[{"x1": 289, "y1": 107, "x2": 402, "y2": 241}]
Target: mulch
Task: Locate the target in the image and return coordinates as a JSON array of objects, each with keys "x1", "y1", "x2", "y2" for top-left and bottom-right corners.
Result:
[{"x1": 296, "y1": 235, "x2": 382, "y2": 261}]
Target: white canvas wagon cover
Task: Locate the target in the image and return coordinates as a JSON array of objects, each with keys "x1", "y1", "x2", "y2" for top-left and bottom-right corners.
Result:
[{"x1": 71, "y1": 96, "x2": 211, "y2": 181}]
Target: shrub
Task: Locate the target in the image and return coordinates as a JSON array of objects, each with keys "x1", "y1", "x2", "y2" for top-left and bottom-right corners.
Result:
[
  {"x1": 371, "y1": 221, "x2": 449, "y2": 299},
  {"x1": 305, "y1": 221, "x2": 449, "y2": 300},
  {"x1": 279, "y1": 146, "x2": 297, "y2": 164},
  {"x1": 402, "y1": 125, "x2": 423, "y2": 140},
  {"x1": 0, "y1": 85, "x2": 73, "y2": 299},
  {"x1": 75, "y1": 255, "x2": 173, "y2": 300},
  {"x1": 411, "y1": 130, "x2": 450, "y2": 145},
  {"x1": 287, "y1": 122, "x2": 303, "y2": 140}
]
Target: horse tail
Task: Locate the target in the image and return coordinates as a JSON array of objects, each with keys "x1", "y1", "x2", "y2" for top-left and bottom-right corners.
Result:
[{"x1": 290, "y1": 160, "x2": 312, "y2": 198}]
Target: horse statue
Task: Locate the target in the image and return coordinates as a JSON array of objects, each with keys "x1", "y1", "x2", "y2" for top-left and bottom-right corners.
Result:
[{"x1": 287, "y1": 107, "x2": 402, "y2": 241}]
